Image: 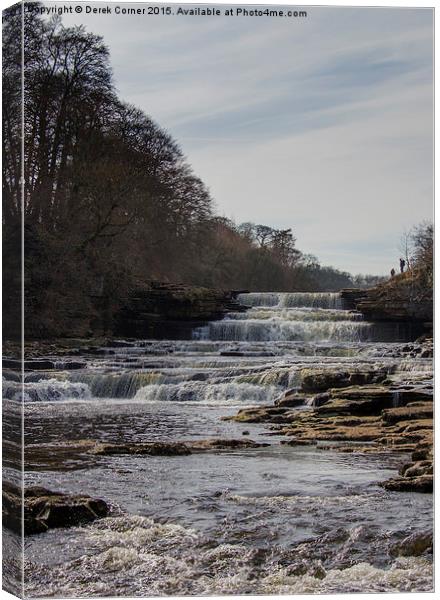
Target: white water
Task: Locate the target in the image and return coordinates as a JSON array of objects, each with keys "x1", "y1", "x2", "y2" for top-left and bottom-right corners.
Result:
[
  {"x1": 3, "y1": 378, "x2": 91, "y2": 403},
  {"x1": 207, "y1": 318, "x2": 373, "y2": 342},
  {"x1": 199, "y1": 292, "x2": 372, "y2": 343},
  {"x1": 238, "y1": 292, "x2": 343, "y2": 309},
  {"x1": 133, "y1": 381, "x2": 280, "y2": 405}
]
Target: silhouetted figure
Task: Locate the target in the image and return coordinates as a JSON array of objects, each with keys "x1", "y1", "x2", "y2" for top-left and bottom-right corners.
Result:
[
  {"x1": 390, "y1": 268, "x2": 396, "y2": 278},
  {"x1": 400, "y1": 258, "x2": 405, "y2": 273}
]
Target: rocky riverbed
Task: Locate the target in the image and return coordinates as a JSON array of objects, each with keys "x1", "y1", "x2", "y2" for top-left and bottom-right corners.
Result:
[
  {"x1": 2, "y1": 291, "x2": 434, "y2": 596},
  {"x1": 227, "y1": 356, "x2": 433, "y2": 493}
]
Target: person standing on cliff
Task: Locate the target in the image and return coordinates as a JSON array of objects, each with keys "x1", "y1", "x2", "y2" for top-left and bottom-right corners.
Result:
[
  {"x1": 400, "y1": 258, "x2": 406, "y2": 273},
  {"x1": 390, "y1": 268, "x2": 396, "y2": 278}
]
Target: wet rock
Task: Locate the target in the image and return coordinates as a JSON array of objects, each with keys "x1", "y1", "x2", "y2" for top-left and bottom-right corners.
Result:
[
  {"x1": 380, "y1": 474, "x2": 433, "y2": 493},
  {"x1": 331, "y1": 385, "x2": 393, "y2": 402},
  {"x1": 412, "y1": 442, "x2": 433, "y2": 462},
  {"x1": 188, "y1": 438, "x2": 270, "y2": 451},
  {"x1": 228, "y1": 406, "x2": 290, "y2": 423},
  {"x1": 399, "y1": 460, "x2": 432, "y2": 478},
  {"x1": 189, "y1": 373, "x2": 209, "y2": 381},
  {"x1": 315, "y1": 398, "x2": 376, "y2": 417},
  {"x1": 2, "y1": 482, "x2": 109, "y2": 535},
  {"x1": 57, "y1": 361, "x2": 87, "y2": 370},
  {"x1": 275, "y1": 390, "x2": 308, "y2": 408},
  {"x1": 390, "y1": 532, "x2": 433, "y2": 557},
  {"x1": 78, "y1": 346, "x2": 113, "y2": 356},
  {"x1": 300, "y1": 369, "x2": 349, "y2": 392},
  {"x1": 2, "y1": 370, "x2": 21, "y2": 382},
  {"x1": 90, "y1": 441, "x2": 192, "y2": 456},
  {"x1": 300, "y1": 368, "x2": 386, "y2": 393},
  {"x1": 108, "y1": 340, "x2": 136, "y2": 348},
  {"x1": 280, "y1": 438, "x2": 317, "y2": 446},
  {"x1": 394, "y1": 419, "x2": 433, "y2": 433},
  {"x1": 310, "y1": 392, "x2": 330, "y2": 407},
  {"x1": 388, "y1": 388, "x2": 433, "y2": 404},
  {"x1": 315, "y1": 386, "x2": 393, "y2": 415},
  {"x1": 89, "y1": 438, "x2": 269, "y2": 456},
  {"x1": 420, "y1": 347, "x2": 433, "y2": 358},
  {"x1": 381, "y1": 403, "x2": 433, "y2": 425},
  {"x1": 229, "y1": 373, "x2": 433, "y2": 493}
]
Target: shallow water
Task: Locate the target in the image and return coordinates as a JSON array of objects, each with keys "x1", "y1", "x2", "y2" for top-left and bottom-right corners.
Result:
[{"x1": 7, "y1": 292, "x2": 434, "y2": 595}]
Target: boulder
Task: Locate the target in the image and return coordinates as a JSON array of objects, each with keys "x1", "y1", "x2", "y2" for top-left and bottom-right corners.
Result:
[
  {"x1": 399, "y1": 460, "x2": 432, "y2": 478},
  {"x1": 300, "y1": 369, "x2": 350, "y2": 392},
  {"x1": 275, "y1": 390, "x2": 308, "y2": 408},
  {"x1": 228, "y1": 406, "x2": 290, "y2": 423},
  {"x1": 300, "y1": 368, "x2": 386, "y2": 393},
  {"x1": 412, "y1": 442, "x2": 433, "y2": 462},
  {"x1": 380, "y1": 474, "x2": 433, "y2": 493},
  {"x1": 2, "y1": 482, "x2": 109, "y2": 535},
  {"x1": 390, "y1": 532, "x2": 433, "y2": 557}
]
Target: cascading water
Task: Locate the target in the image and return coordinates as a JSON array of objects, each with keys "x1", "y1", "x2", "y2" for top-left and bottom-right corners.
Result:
[
  {"x1": 3, "y1": 378, "x2": 91, "y2": 403},
  {"x1": 133, "y1": 381, "x2": 280, "y2": 405},
  {"x1": 204, "y1": 292, "x2": 373, "y2": 343},
  {"x1": 238, "y1": 291, "x2": 343, "y2": 309}
]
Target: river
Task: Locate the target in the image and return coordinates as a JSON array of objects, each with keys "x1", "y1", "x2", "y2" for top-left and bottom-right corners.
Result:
[{"x1": 4, "y1": 292, "x2": 433, "y2": 595}]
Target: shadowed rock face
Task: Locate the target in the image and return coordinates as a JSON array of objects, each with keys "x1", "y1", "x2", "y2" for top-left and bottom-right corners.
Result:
[
  {"x1": 114, "y1": 282, "x2": 246, "y2": 339},
  {"x1": 341, "y1": 273, "x2": 433, "y2": 328},
  {"x1": 2, "y1": 482, "x2": 109, "y2": 535}
]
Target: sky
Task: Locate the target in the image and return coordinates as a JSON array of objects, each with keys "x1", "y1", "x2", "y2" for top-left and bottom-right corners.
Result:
[{"x1": 55, "y1": 2, "x2": 433, "y2": 275}]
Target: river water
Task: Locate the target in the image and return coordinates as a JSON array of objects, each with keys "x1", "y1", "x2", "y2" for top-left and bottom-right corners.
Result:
[{"x1": 4, "y1": 292, "x2": 433, "y2": 595}]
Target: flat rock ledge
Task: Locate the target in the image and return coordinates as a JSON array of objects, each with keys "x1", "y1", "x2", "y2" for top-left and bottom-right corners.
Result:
[
  {"x1": 89, "y1": 438, "x2": 269, "y2": 456},
  {"x1": 3, "y1": 482, "x2": 109, "y2": 535}
]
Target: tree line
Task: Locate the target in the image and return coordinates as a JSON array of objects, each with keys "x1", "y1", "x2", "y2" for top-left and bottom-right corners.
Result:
[{"x1": 2, "y1": 4, "x2": 388, "y2": 338}]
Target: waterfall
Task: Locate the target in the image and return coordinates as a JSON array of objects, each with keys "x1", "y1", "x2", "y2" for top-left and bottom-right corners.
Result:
[
  {"x1": 226, "y1": 308, "x2": 363, "y2": 322},
  {"x1": 4, "y1": 379, "x2": 91, "y2": 403},
  {"x1": 207, "y1": 319, "x2": 372, "y2": 343},
  {"x1": 238, "y1": 292, "x2": 343, "y2": 309},
  {"x1": 202, "y1": 291, "x2": 374, "y2": 343},
  {"x1": 70, "y1": 371, "x2": 166, "y2": 398},
  {"x1": 134, "y1": 381, "x2": 280, "y2": 405}
]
